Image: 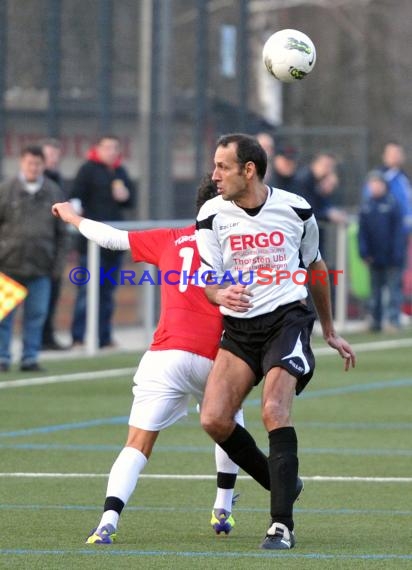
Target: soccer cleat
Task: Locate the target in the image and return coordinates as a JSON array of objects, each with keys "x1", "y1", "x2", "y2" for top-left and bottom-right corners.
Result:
[
  {"x1": 86, "y1": 524, "x2": 117, "y2": 544},
  {"x1": 259, "y1": 478, "x2": 302, "y2": 550},
  {"x1": 260, "y1": 522, "x2": 295, "y2": 550},
  {"x1": 210, "y1": 508, "x2": 235, "y2": 535},
  {"x1": 210, "y1": 492, "x2": 239, "y2": 535}
]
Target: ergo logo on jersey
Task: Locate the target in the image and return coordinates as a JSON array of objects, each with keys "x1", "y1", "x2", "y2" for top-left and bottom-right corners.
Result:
[{"x1": 229, "y1": 231, "x2": 285, "y2": 251}]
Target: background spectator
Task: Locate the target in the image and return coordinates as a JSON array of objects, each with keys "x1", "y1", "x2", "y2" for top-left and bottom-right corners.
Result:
[
  {"x1": 0, "y1": 146, "x2": 67, "y2": 372},
  {"x1": 294, "y1": 152, "x2": 337, "y2": 214},
  {"x1": 317, "y1": 170, "x2": 348, "y2": 224},
  {"x1": 377, "y1": 142, "x2": 412, "y2": 235},
  {"x1": 294, "y1": 152, "x2": 346, "y2": 255},
  {"x1": 41, "y1": 138, "x2": 68, "y2": 350},
  {"x1": 358, "y1": 170, "x2": 405, "y2": 332},
  {"x1": 69, "y1": 135, "x2": 135, "y2": 348},
  {"x1": 256, "y1": 132, "x2": 276, "y2": 185},
  {"x1": 42, "y1": 138, "x2": 65, "y2": 192},
  {"x1": 272, "y1": 145, "x2": 299, "y2": 193}
]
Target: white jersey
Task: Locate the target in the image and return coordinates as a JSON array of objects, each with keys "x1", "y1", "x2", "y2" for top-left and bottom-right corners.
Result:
[{"x1": 196, "y1": 186, "x2": 321, "y2": 318}]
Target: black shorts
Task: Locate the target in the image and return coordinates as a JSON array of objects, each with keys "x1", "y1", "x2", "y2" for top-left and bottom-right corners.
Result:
[{"x1": 221, "y1": 301, "x2": 316, "y2": 395}]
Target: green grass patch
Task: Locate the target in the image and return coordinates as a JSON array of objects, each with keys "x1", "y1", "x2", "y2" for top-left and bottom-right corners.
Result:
[{"x1": 0, "y1": 337, "x2": 411, "y2": 568}]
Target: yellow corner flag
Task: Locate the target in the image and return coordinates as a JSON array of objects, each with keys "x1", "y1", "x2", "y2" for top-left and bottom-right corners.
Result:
[{"x1": 0, "y1": 273, "x2": 28, "y2": 321}]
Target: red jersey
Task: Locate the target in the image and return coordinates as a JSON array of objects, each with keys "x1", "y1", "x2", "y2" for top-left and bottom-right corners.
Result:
[{"x1": 128, "y1": 225, "x2": 222, "y2": 360}]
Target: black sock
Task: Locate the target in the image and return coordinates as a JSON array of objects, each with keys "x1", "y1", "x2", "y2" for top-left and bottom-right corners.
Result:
[
  {"x1": 218, "y1": 423, "x2": 270, "y2": 490},
  {"x1": 104, "y1": 496, "x2": 125, "y2": 515},
  {"x1": 217, "y1": 472, "x2": 237, "y2": 489},
  {"x1": 268, "y1": 426, "x2": 298, "y2": 531}
]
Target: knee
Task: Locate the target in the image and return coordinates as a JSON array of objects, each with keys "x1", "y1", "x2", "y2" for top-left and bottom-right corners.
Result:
[
  {"x1": 125, "y1": 429, "x2": 157, "y2": 459},
  {"x1": 262, "y1": 398, "x2": 290, "y2": 429},
  {"x1": 200, "y1": 409, "x2": 232, "y2": 442}
]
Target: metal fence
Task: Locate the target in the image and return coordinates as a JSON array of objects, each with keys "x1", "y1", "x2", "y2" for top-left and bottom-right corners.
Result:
[{"x1": 0, "y1": 2, "x2": 370, "y2": 218}]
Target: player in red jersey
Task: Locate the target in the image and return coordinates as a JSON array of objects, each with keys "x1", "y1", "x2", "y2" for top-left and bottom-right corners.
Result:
[{"x1": 52, "y1": 176, "x2": 244, "y2": 544}]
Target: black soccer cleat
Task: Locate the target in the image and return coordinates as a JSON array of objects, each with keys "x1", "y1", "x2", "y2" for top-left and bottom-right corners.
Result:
[{"x1": 260, "y1": 522, "x2": 296, "y2": 550}]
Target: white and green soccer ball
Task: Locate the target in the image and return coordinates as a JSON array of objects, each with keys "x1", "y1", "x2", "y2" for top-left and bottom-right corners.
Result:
[{"x1": 262, "y1": 29, "x2": 316, "y2": 83}]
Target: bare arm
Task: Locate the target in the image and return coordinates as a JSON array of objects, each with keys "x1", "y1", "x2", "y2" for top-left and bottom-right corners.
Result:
[
  {"x1": 307, "y1": 258, "x2": 356, "y2": 370},
  {"x1": 205, "y1": 283, "x2": 253, "y2": 313}
]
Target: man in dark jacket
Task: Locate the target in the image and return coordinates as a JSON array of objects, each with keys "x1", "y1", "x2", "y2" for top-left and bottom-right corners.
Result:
[
  {"x1": 70, "y1": 135, "x2": 135, "y2": 348},
  {"x1": 358, "y1": 170, "x2": 405, "y2": 332},
  {"x1": 294, "y1": 153, "x2": 347, "y2": 253},
  {"x1": 0, "y1": 145, "x2": 67, "y2": 372},
  {"x1": 271, "y1": 145, "x2": 299, "y2": 193},
  {"x1": 42, "y1": 138, "x2": 65, "y2": 191},
  {"x1": 41, "y1": 138, "x2": 68, "y2": 350}
]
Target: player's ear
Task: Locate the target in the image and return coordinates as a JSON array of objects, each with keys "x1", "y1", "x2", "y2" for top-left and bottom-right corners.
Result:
[{"x1": 244, "y1": 161, "x2": 256, "y2": 180}]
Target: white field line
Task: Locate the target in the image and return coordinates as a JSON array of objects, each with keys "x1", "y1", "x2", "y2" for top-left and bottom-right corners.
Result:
[
  {"x1": 0, "y1": 367, "x2": 136, "y2": 389},
  {"x1": 313, "y1": 336, "x2": 412, "y2": 356},
  {"x1": 1, "y1": 337, "x2": 412, "y2": 390},
  {"x1": 0, "y1": 473, "x2": 411, "y2": 483}
]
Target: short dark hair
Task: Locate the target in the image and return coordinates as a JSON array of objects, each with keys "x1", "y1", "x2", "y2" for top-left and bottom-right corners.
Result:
[
  {"x1": 196, "y1": 173, "x2": 218, "y2": 213},
  {"x1": 312, "y1": 151, "x2": 337, "y2": 162},
  {"x1": 20, "y1": 145, "x2": 45, "y2": 160},
  {"x1": 216, "y1": 133, "x2": 267, "y2": 180},
  {"x1": 384, "y1": 140, "x2": 403, "y2": 149},
  {"x1": 41, "y1": 138, "x2": 61, "y2": 150},
  {"x1": 97, "y1": 134, "x2": 120, "y2": 145},
  {"x1": 366, "y1": 169, "x2": 387, "y2": 186},
  {"x1": 275, "y1": 144, "x2": 298, "y2": 160}
]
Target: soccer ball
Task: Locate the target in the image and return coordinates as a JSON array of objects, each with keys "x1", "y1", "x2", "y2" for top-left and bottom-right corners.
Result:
[{"x1": 262, "y1": 29, "x2": 316, "y2": 83}]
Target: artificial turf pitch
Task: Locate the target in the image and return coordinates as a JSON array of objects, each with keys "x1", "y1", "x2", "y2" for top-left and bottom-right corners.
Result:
[{"x1": 0, "y1": 333, "x2": 411, "y2": 569}]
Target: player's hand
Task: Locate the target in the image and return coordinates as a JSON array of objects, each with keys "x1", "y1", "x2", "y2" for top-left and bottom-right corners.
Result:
[
  {"x1": 216, "y1": 284, "x2": 253, "y2": 312},
  {"x1": 51, "y1": 202, "x2": 82, "y2": 226},
  {"x1": 325, "y1": 334, "x2": 356, "y2": 371}
]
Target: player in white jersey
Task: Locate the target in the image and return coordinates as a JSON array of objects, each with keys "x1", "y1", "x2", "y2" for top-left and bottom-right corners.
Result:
[
  {"x1": 196, "y1": 183, "x2": 320, "y2": 318},
  {"x1": 196, "y1": 133, "x2": 356, "y2": 551}
]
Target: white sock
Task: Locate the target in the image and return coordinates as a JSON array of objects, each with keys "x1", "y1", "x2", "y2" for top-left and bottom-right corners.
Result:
[
  {"x1": 213, "y1": 487, "x2": 234, "y2": 512},
  {"x1": 213, "y1": 408, "x2": 245, "y2": 512},
  {"x1": 98, "y1": 509, "x2": 120, "y2": 531},
  {"x1": 97, "y1": 446, "x2": 147, "y2": 530}
]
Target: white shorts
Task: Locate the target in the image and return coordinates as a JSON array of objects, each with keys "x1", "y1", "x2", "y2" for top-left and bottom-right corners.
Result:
[{"x1": 128, "y1": 350, "x2": 213, "y2": 431}]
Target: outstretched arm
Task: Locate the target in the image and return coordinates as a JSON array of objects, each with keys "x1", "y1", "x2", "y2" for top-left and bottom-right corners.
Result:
[
  {"x1": 52, "y1": 201, "x2": 130, "y2": 251},
  {"x1": 307, "y1": 258, "x2": 356, "y2": 371}
]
